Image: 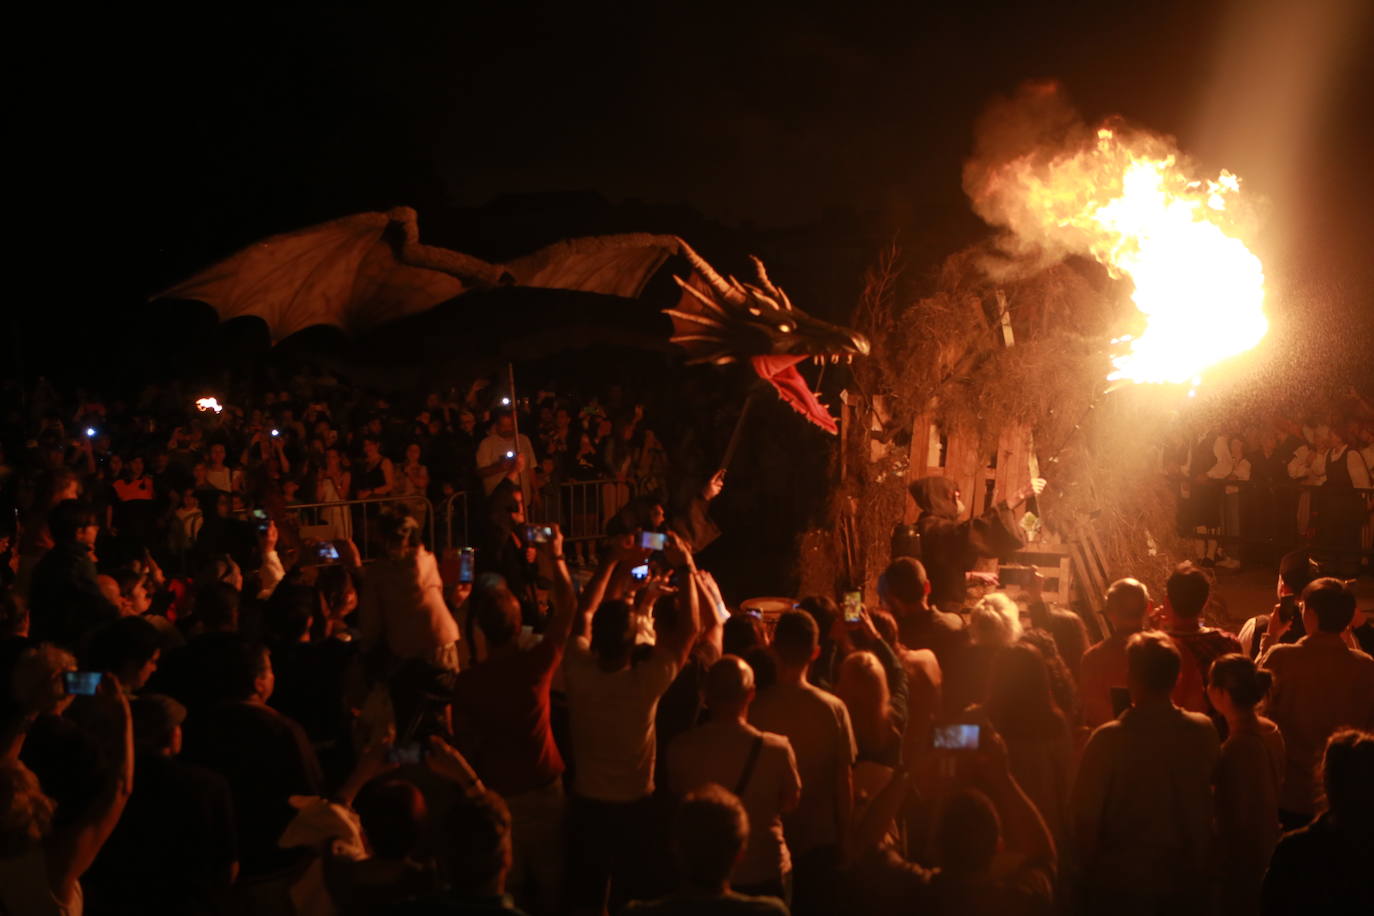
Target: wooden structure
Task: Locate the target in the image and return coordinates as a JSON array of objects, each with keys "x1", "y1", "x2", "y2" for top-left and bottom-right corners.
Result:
[{"x1": 902, "y1": 410, "x2": 1078, "y2": 610}]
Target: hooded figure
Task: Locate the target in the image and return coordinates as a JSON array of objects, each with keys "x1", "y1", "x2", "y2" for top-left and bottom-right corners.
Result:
[{"x1": 908, "y1": 477, "x2": 1026, "y2": 609}]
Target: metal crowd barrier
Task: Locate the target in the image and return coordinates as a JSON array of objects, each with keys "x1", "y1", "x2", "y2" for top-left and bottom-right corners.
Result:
[
  {"x1": 1168, "y1": 476, "x2": 1374, "y2": 559},
  {"x1": 285, "y1": 494, "x2": 436, "y2": 562},
  {"x1": 440, "y1": 490, "x2": 470, "y2": 551},
  {"x1": 531, "y1": 477, "x2": 635, "y2": 544}
]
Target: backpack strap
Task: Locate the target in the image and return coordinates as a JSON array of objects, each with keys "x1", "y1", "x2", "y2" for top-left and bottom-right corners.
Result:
[{"x1": 734, "y1": 735, "x2": 765, "y2": 797}]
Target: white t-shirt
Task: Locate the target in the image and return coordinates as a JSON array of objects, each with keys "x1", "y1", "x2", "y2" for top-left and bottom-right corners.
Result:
[
  {"x1": 563, "y1": 637, "x2": 679, "y2": 802},
  {"x1": 475, "y1": 432, "x2": 537, "y2": 498},
  {"x1": 668, "y1": 719, "x2": 800, "y2": 884}
]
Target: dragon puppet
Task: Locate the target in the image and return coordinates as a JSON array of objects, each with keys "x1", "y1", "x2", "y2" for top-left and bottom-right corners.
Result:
[{"x1": 156, "y1": 206, "x2": 869, "y2": 433}]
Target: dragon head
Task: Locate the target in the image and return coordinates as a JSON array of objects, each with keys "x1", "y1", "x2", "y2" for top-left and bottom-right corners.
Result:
[{"x1": 665, "y1": 243, "x2": 870, "y2": 433}]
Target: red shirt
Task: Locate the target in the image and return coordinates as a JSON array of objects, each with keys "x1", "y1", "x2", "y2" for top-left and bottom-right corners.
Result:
[{"x1": 452, "y1": 637, "x2": 564, "y2": 796}]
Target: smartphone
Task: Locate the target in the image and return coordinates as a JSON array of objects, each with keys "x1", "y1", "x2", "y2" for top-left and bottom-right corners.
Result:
[
  {"x1": 842, "y1": 590, "x2": 863, "y2": 624},
  {"x1": 522, "y1": 524, "x2": 553, "y2": 545},
  {"x1": 630, "y1": 563, "x2": 650, "y2": 581},
  {"x1": 931, "y1": 723, "x2": 981, "y2": 751},
  {"x1": 999, "y1": 566, "x2": 1034, "y2": 587},
  {"x1": 386, "y1": 743, "x2": 426, "y2": 765},
  {"x1": 505, "y1": 450, "x2": 516, "y2": 460},
  {"x1": 270, "y1": 428, "x2": 280, "y2": 438},
  {"x1": 1110, "y1": 686, "x2": 1132, "y2": 717},
  {"x1": 63, "y1": 671, "x2": 103, "y2": 696},
  {"x1": 638, "y1": 530, "x2": 667, "y2": 551},
  {"x1": 314, "y1": 542, "x2": 341, "y2": 564},
  {"x1": 251, "y1": 508, "x2": 270, "y2": 534},
  {"x1": 458, "y1": 547, "x2": 475, "y2": 584}
]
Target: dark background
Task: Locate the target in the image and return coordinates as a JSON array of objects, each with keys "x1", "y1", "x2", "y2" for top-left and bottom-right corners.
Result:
[{"x1": 10, "y1": 0, "x2": 1371, "y2": 382}]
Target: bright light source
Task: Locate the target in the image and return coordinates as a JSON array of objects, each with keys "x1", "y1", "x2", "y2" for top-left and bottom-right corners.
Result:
[
  {"x1": 979, "y1": 127, "x2": 1267, "y2": 387},
  {"x1": 85, "y1": 427, "x2": 96, "y2": 438},
  {"x1": 195, "y1": 397, "x2": 224, "y2": 414},
  {"x1": 501, "y1": 397, "x2": 511, "y2": 406}
]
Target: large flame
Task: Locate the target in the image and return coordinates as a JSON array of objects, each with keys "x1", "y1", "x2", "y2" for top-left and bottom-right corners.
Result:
[{"x1": 980, "y1": 126, "x2": 1267, "y2": 387}]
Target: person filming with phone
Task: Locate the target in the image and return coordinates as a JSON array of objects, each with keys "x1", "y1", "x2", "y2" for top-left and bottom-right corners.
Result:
[
  {"x1": 451, "y1": 522, "x2": 575, "y2": 915},
  {"x1": 476, "y1": 409, "x2": 537, "y2": 505},
  {"x1": 847, "y1": 706, "x2": 1057, "y2": 916},
  {"x1": 480, "y1": 480, "x2": 543, "y2": 631}
]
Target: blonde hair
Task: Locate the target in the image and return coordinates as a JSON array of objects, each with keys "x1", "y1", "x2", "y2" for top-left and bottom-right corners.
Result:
[
  {"x1": 970, "y1": 593, "x2": 1022, "y2": 647},
  {"x1": 837, "y1": 651, "x2": 891, "y2": 756}
]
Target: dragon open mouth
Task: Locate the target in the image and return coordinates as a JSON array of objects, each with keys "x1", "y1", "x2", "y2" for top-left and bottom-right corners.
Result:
[{"x1": 751, "y1": 354, "x2": 838, "y2": 434}]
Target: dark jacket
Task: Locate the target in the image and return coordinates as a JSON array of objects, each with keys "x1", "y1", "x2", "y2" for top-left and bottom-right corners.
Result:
[
  {"x1": 28, "y1": 540, "x2": 119, "y2": 648},
  {"x1": 908, "y1": 477, "x2": 1023, "y2": 609}
]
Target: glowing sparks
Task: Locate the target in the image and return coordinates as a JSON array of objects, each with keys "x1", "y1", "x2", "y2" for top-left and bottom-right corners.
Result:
[
  {"x1": 985, "y1": 127, "x2": 1268, "y2": 386},
  {"x1": 195, "y1": 397, "x2": 224, "y2": 414}
]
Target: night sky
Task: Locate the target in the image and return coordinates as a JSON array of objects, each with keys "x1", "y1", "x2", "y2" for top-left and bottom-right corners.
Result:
[{"x1": 12, "y1": 0, "x2": 1373, "y2": 383}]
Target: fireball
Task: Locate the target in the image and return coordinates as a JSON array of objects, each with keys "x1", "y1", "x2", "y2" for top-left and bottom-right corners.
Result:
[{"x1": 981, "y1": 126, "x2": 1267, "y2": 387}]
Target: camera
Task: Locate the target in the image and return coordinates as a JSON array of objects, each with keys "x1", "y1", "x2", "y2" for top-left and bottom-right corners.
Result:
[
  {"x1": 63, "y1": 671, "x2": 102, "y2": 696},
  {"x1": 630, "y1": 563, "x2": 650, "y2": 581},
  {"x1": 521, "y1": 524, "x2": 553, "y2": 545},
  {"x1": 386, "y1": 743, "x2": 427, "y2": 765},
  {"x1": 638, "y1": 530, "x2": 667, "y2": 551},
  {"x1": 458, "y1": 547, "x2": 475, "y2": 584},
  {"x1": 270, "y1": 428, "x2": 280, "y2": 438},
  {"x1": 843, "y1": 590, "x2": 863, "y2": 623},
  {"x1": 931, "y1": 723, "x2": 981, "y2": 751},
  {"x1": 251, "y1": 508, "x2": 271, "y2": 534},
  {"x1": 505, "y1": 450, "x2": 516, "y2": 460},
  {"x1": 313, "y1": 541, "x2": 341, "y2": 565}
]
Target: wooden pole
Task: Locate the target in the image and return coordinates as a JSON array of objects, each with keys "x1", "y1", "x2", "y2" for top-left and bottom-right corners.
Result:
[
  {"x1": 719, "y1": 389, "x2": 758, "y2": 473},
  {"x1": 506, "y1": 362, "x2": 520, "y2": 445}
]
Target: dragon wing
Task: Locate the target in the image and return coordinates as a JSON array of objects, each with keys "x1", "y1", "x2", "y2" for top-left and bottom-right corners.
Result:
[
  {"x1": 504, "y1": 233, "x2": 681, "y2": 299},
  {"x1": 157, "y1": 208, "x2": 681, "y2": 342},
  {"x1": 155, "y1": 208, "x2": 505, "y2": 342}
]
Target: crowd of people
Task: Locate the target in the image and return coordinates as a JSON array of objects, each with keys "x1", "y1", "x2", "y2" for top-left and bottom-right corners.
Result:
[
  {"x1": 1166, "y1": 392, "x2": 1374, "y2": 574},
  {"x1": 1, "y1": 371, "x2": 1372, "y2": 916}
]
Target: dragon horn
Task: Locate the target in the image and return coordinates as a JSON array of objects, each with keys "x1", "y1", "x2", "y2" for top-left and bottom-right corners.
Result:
[
  {"x1": 749, "y1": 255, "x2": 793, "y2": 311},
  {"x1": 678, "y1": 239, "x2": 746, "y2": 304},
  {"x1": 671, "y1": 274, "x2": 731, "y2": 318},
  {"x1": 739, "y1": 282, "x2": 782, "y2": 311}
]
